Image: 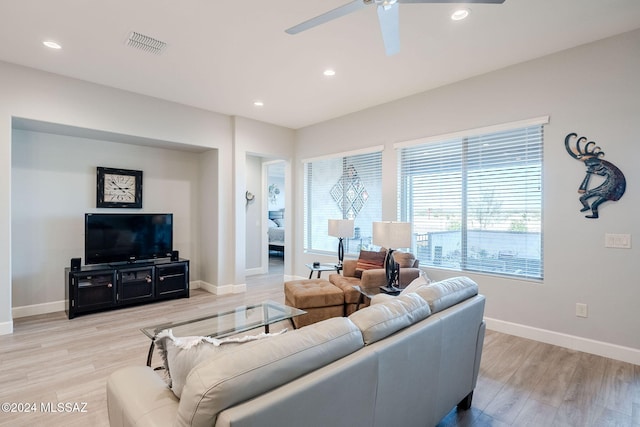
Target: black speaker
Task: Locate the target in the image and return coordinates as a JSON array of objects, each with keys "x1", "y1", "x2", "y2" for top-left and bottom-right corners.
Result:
[
  {"x1": 70, "y1": 258, "x2": 81, "y2": 271},
  {"x1": 171, "y1": 250, "x2": 179, "y2": 261}
]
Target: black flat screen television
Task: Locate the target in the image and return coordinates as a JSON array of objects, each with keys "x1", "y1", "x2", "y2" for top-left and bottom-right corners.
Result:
[{"x1": 85, "y1": 213, "x2": 173, "y2": 265}]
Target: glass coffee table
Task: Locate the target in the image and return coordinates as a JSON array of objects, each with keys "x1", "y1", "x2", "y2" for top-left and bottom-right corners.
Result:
[{"x1": 141, "y1": 300, "x2": 306, "y2": 366}]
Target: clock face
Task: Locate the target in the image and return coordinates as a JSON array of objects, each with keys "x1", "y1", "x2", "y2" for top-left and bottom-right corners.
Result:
[
  {"x1": 97, "y1": 167, "x2": 142, "y2": 208},
  {"x1": 104, "y1": 173, "x2": 136, "y2": 203}
]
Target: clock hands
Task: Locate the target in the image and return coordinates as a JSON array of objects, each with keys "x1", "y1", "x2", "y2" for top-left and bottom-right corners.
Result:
[{"x1": 110, "y1": 180, "x2": 131, "y2": 192}]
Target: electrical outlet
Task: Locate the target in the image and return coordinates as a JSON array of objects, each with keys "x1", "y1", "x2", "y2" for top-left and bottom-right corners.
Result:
[{"x1": 576, "y1": 303, "x2": 588, "y2": 318}]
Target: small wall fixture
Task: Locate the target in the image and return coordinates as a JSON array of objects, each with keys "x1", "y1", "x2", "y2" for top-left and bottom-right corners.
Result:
[{"x1": 245, "y1": 191, "x2": 255, "y2": 205}]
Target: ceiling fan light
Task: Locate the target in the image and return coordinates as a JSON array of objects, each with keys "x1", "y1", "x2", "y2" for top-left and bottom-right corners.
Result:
[{"x1": 451, "y1": 9, "x2": 470, "y2": 21}]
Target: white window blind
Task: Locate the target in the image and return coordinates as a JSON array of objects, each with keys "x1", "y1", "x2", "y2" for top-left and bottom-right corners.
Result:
[
  {"x1": 398, "y1": 122, "x2": 544, "y2": 279},
  {"x1": 304, "y1": 149, "x2": 382, "y2": 256}
]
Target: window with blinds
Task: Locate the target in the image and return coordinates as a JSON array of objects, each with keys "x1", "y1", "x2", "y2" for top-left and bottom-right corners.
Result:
[
  {"x1": 304, "y1": 149, "x2": 383, "y2": 256},
  {"x1": 398, "y1": 119, "x2": 545, "y2": 279}
]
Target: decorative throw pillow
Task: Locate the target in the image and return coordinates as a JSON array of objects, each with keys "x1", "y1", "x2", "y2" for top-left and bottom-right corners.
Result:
[
  {"x1": 400, "y1": 273, "x2": 430, "y2": 295},
  {"x1": 155, "y1": 328, "x2": 287, "y2": 398},
  {"x1": 370, "y1": 271, "x2": 431, "y2": 305},
  {"x1": 355, "y1": 249, "x2": 387, "y2": 278}
]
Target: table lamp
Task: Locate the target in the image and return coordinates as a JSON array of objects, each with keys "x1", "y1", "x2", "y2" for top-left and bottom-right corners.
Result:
[
  {"x1": 328, "y1": 219, "x2": 354, "y2": 266},
  {"x1": 372, "y1": 221, "x2": 412, "y2": 293}
]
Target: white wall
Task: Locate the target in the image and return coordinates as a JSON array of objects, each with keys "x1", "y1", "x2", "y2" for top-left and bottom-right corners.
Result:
[
  {"x1": 233, "y1": 117, "x2": 295, "y2": 281},
  {"x1": 10, "y1": 129, "x2": 201, "y2": 310},
  {"x1": 294, "y1": 29, "x2": 640, "y2": 362}
]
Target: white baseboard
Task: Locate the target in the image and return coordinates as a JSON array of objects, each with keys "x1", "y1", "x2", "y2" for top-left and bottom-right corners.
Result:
[
  {"x1": 0, "y1": 320, "x2": 13, "y2": 335},
  {"x1": 246, "y1": 266, "x2": 267, "y2": 276},
  {"x1": 485, "y1": 317, "x2": 640, "y2": 365},
  {"x1": 198, "y1": 281, "x2": 246, "y2": 295},
  {"x1": 12, "y1": 300, "x2": 65, "y2": 319}
]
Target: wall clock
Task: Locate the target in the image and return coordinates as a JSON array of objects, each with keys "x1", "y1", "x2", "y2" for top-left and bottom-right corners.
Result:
[{"x1": 97, "y1": 167, "x2": 143, "y2": 208}]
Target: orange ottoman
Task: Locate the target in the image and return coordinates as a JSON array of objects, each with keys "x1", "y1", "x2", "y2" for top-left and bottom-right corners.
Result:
[{"x1": 284, "y1": 279, "x2": 345, "y2": 328}]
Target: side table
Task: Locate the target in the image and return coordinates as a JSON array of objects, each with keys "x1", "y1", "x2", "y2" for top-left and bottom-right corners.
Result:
[
  {"x1": 304, "y1": 263, "x2": 342, "y2": 279},
  {"x1": 354, "y1": 285, "x2": 400, "y2": 311}
]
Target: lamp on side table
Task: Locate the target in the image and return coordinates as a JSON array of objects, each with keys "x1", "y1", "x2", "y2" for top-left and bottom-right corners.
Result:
[
  {"x1": 372, "y1": 221, "x2": 412, "y2": 293},
  {"x1": 328, "y1": 219, "x2": 354, "y2": 267}
]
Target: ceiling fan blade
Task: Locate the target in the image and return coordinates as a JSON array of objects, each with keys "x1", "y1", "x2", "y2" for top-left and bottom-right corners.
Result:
[
  {"x1": 398, "y1": 0, "x2": 504, "y2": 4},
  {"x1": 285, "y1": 0, "x2": 367, "y2": 35},
  {"x1": 377, "y1": 3, "x2": 400, "y2": 56}
]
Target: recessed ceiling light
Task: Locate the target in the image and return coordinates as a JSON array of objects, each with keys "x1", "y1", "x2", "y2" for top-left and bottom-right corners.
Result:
[
  {"x1": 43, "y1": 40, "x2": 62, "y2": 49},
  {"x1": 253, "y1": 100, "x2": 264, "y2": 107},
  {"x1": 451, "y1": 9, "x2": 470, "y2": 21},
  {"x1": 323, "y1": 69, "x2": 336, "y2": 77}
]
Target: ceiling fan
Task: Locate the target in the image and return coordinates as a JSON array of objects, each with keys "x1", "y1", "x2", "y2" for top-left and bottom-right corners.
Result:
[{"x1": 285, "y1": 0, "x2": 505, "y2": 56}]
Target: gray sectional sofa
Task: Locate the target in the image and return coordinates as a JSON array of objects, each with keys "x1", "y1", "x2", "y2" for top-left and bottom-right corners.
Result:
[{"x1": 107, "y1": 276, "x2": 485, "y2": 427}]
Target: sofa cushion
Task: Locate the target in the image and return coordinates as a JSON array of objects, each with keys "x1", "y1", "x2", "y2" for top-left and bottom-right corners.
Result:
[
  {"x1": 176, "y1": 317, "x2": 364, "y2": 427},
  {"x1": 348, "y1": 293, "x2": 431, "y2": 345},
  {"x1": 355, "y1": 250, "x2": 387, "y2": 278},
  {"x1": 155, "y1": 329, "x2": 286, "y2": 398},
  {"x1": 414, "y1": 276, "x2": 479, "y2": 313}
]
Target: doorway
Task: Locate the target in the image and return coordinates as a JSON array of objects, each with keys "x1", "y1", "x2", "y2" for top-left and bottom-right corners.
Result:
[{"x1": 265, "y1": 161, "x2": 285, "y2": 275}]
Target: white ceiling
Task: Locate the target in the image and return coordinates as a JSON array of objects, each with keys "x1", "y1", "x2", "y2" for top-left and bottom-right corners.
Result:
[{"x1": 1, "y1": 1, "x2": 639, "y2": 130}]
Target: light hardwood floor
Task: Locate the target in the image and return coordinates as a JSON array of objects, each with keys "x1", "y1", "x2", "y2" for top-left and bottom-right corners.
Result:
[{"x1": 1, "y1": 263, "x2": 638, "y2": 427}]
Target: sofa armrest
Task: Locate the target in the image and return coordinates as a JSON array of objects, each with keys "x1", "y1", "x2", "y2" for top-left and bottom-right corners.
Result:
[
  {"x1": 360, "y1": 269, "x2": 387, "y2": 287},
  {"x1": 342, "y1": 259, "x2": 358, "y2": 277},
  {"x1": 360, "y1": 267, "x2": 421, "y2": 288},
  {"x1": 398, "y1": 268, "x2": 421, "y2": 287},
  {"x1": 107, "y1": 365, "x2": 179, "y2": 427}
]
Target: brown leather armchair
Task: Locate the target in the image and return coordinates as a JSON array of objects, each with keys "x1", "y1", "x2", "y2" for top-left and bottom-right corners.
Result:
[{"x1": 329, "y1": 251, "x2": 421, "y2": 315}]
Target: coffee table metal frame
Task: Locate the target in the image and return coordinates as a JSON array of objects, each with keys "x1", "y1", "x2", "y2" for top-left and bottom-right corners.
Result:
[{"x1": 141, "y1": 300, "x2": 306, "y2": 366}]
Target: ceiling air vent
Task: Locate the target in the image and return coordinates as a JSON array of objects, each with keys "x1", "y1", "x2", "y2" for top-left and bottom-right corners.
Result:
[{"x1": 125, "y1": 31, "x2": 167, "y2": 55}]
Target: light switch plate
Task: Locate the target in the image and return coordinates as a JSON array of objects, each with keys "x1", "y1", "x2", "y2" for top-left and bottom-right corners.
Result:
[{"x1": 605, "y1": 233, "x2": 631, "y2": 249}]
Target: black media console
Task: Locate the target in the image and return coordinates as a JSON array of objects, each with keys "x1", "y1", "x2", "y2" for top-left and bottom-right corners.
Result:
[{"x1": 65, "y1": 259, "x2": 189, "y2": 319}]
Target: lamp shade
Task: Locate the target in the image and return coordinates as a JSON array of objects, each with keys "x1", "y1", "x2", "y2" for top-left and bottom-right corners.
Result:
[
  {"x1": 372, "y1": 221, "x2": 411, "y2": 249},
  {"x1": 328, "y1": 219, "x2": 355, "y2": 238}
]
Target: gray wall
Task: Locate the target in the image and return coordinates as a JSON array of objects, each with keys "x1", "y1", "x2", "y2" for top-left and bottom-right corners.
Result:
[
  {"x1": 294, "y1": 29, "x2": 640, "y2": 362},
  {"x1": 245, "y1": 154, "x2": 263, "y2": 270},
  {"x1": 1, "y1": 26, "x2": 637, "y2": 363},
  {"x1": 0, "y1": 61, "x2": 294, "y2": 331},
  {"x1": 11, "y1": 129, "x2": 201, "y2": 308}
]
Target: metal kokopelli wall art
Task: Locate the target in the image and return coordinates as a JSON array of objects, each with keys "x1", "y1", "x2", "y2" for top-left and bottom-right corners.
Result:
[{"x1": 564, "y1": 133, "x2": 626, "y2": 219}]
